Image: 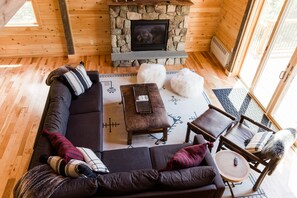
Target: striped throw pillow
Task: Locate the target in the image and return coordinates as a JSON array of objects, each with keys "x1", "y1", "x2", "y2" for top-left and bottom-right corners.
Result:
[
  {"x1": 62, "y1": 64, "x2": 93, "y2": 96},
  {"x1": 77, "y1": 147, "x2": 109, "y2": 173},
  {"x1": 245, "y1": 132, "x2": 273, "y2": 153},
  {"x1": 47, "y1": 156, "x2": 96, "y2": 178}
]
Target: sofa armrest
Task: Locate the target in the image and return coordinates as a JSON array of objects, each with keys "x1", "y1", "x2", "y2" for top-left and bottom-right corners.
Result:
[
  {"x1": 87, "y1": 71, "x2": 100, "y2": 83},
  {"x1": 193, "y1": 135, "x2": 225, "y2": 198}
]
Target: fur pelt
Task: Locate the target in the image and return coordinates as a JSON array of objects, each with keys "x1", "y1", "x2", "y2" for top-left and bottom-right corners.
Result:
[{"x1": 260, "y1": 128, "x2": 297, "y2": 159}]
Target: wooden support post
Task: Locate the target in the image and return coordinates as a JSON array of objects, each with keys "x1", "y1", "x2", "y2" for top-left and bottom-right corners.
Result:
[{"x1": 58, "y1": 0, "x2": 75, "y2": 56}]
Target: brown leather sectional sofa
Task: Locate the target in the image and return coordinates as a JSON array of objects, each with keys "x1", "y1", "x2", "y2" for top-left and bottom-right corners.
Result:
[{"x1": 28, "y1": 70, "x2": 225, "y2": 198}]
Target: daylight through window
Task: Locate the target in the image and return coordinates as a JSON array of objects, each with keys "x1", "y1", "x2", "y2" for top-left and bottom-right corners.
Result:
[{"x1": 6, "y1": 1, "x2": 38, "y2": 27}]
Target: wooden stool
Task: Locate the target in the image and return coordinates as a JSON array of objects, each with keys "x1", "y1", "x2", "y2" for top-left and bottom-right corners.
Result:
[{"x1": 185, "y1": 104, "x2": 236, "y2": 143}]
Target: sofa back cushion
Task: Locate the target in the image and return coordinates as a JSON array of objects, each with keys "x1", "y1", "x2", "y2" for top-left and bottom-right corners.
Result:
[
  {"x1": 149, "y1": 143, "x2": 191, "y2": 171},
  {"x1": 49, "y1": 80, "x2": 72, "y2": 108},
  {"x1": 158, "y1": 166, "x2": 216, "y2": 190},
  {"x1": 97, "y1": 169, "x2": 158, "y2": 195},
  {"x1": 43, "y1": 100, "x2": 69, "y2": 136},
  {"x1": 51, "y1": 178, "x2": 98, "y2": 198}
]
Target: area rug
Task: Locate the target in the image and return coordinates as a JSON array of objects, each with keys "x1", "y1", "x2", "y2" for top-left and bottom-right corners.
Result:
[
  {"x1": 213, "y1": 88, "x2": 276, "y2": 132},
  {"x1": 100, "y1": 74, "x2": 267, "y2": 197},
  {"x1": 100, "y1": 72, "x2": 210, "y2": 150},
  {"x1": 223, "y1": 172, "x2": 267, "y2": 198}
]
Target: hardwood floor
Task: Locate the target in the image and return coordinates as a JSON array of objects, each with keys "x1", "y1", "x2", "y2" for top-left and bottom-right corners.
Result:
[{"x1": 0, "y1": 52, "x2": 295, "y2": 198}]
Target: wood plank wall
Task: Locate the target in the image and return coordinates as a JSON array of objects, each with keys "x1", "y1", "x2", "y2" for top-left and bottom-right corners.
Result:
[
  {"x1": 0, "y1": 0, "x2": 248, "y2": 58},
  {"x1": 0, "y1": 0, "x2": 67, "y2": 57},
  {"x1": 0, "y1": 0, "x2": 26, "y2": 28},
  {"x1": 67, "y1": 0, "x2": 111, "y2": 56},
  {"x1": 215, "y1": 0, "x2": 248, "y2": 52}
]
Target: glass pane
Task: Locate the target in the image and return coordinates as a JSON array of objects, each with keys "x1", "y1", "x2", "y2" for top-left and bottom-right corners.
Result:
[
  {"x1": 239, "y1": 0, "x2": 285, "y2": 87},
  {"x1": 6, "y1": 1, "x2": 37, "y2": 26},
  {"x1": 253, "y1": 0, "x2": 297, "y2": 107},
  {"x1": 273, "y1": 72, "x2": 297, "y2": 128}
]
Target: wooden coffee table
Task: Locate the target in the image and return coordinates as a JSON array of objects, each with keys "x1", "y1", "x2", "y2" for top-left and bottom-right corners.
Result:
[
  {"x1": 120, "y1": 83, "x2": 170, "y2": 145},
  {"x1": 214, "y1": 150, "x2": 250, "y2": 197}
]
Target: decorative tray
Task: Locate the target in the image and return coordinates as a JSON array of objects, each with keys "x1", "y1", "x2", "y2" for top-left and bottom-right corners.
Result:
[{"x1": 133, "y1": 85, "x2": 152, "y2": 114}]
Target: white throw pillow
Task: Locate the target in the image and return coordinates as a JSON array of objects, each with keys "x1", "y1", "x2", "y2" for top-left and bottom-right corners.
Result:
[
  {"x1": 77, "y1": 147, "x2": 109, "y2": 173},
  {"x1": 245, "y1": 132, "x2": 273, "y2": 153}
]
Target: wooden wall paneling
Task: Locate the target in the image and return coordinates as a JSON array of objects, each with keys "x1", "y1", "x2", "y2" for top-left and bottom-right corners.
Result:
[
  {"x1": 0, "y1": 0, "x2": 26, "y2": 28},
  {"x1": 67, "y1": 0, "x2": 111, "y2": 56},
  {"x1": 215, "y1": 0, "x2": 248, "y2": 52},
  {"x1": 0, "y1": 0, "x2": 250, "y2": 57},
  {"x1": 0, "y1": 0, "x2": 67, "y2": 57},
  {"x1": 186, "y1": 0, "x2": 223, "y2": 52}
]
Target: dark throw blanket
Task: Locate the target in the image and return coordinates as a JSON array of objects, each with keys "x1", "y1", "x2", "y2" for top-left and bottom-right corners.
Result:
[
  {"x1": 14, "y1": 164, "x2": 70, "y2": 198},
  {"x1": 45, "y1": 65, "x2": 73, "y2": 85}
]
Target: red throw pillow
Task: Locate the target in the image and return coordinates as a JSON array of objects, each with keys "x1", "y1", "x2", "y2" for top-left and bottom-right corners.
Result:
[
  {"x1": 42, "y1": 129, "x2": 84, "y2": 162},
  {"x1": 166, "y1": 142, "x2": 213, "y2": 170}
]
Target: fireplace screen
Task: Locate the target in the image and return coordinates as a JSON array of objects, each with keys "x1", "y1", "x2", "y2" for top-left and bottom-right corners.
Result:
[{"x1": 131, "y1": 20, "x2": 169, "y2": 51}]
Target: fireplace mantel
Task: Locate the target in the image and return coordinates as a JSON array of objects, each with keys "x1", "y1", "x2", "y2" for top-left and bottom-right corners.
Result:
[
  {"x1": 107, "y1": 0, "x2": 193, "y2": 6},
  {"x1": 108, "y1": 2, "x2": 193, "y2": 66}
]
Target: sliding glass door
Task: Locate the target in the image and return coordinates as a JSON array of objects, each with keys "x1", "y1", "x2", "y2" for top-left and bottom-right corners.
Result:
[
  {"x1": 272, "y1": 52, "x2": 297, "y2": 128},
  {"x1": 239, "y1": 0, "x2": 297, "y2": 129}
]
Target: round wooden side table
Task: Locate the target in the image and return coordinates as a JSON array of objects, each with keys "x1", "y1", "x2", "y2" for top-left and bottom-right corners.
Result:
[{"x1": 214, "y1": 150, "x2": 250, "y2": 197}]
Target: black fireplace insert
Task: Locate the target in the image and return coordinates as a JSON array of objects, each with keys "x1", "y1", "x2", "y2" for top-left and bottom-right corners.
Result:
[{"x1": 131, "y1": 20, "x2": 169, "y2": 51}]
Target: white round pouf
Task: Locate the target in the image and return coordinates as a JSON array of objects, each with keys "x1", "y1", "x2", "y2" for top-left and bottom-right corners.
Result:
[
  {"x1": 137, "y1": 63, "x2": 166, "y2": 89},
  {"x1": 170, "y1": 68, "x2": 204, "y2": 98}
]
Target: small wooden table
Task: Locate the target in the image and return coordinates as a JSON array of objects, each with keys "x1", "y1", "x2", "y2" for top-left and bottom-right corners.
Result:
[
  {"x1": 214, "y1": 150, "x2": 250, "y2": 197},
  {"x1": 120, "y1": 83, "x2": 170, "y2": 145}
]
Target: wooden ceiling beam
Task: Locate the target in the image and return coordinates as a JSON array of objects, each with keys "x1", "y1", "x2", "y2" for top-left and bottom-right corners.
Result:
[{"x1": 58, "y1": 0, "x2": 75, "y2": 56}]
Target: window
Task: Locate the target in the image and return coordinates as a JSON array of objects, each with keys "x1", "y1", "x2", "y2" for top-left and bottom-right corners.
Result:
[{"x1": 5, "y1": 1, "x2": 38, "y2": 27}]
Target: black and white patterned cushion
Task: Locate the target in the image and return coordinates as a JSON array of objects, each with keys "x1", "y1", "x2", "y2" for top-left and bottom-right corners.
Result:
[
  {"x1": 245, "y1": 132, "x2": 273, "y2": 153},
  {"x1": 77, "y1": 147, "x2": 109, "y2": 173},
  {"x1": 62, "y1": 64, "x2": 92, "y2": 96},
  {"x1": 47, "y1": 156, "x2": 96, "y2": 178}
]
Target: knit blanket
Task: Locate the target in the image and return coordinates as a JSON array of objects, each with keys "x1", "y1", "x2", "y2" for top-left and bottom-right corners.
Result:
[
  {"x1": 14, "y1": 164, "x2": 70, "y2": 198},
  {"x1": 45, "y1": 65, "x2": 73, "y2": 85}
]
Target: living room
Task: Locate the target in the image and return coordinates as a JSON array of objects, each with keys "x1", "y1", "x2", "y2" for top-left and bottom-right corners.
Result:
[{"x1": 1, "y1": 0, "x2": 297, "y2": 197}]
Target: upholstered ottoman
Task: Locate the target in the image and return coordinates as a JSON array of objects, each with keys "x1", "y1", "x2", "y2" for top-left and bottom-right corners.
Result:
[
  {"x1": 170, "y1": 68, "x2": 204, "y2": 98},
  {"x1": 137, "y1": 63, "x2": 166, "y2": 89}
]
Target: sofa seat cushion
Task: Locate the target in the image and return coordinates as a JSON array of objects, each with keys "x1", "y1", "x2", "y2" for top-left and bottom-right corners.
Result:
[
  {"x1": 49, "y1": 80, "x2": 72, "y2": 108},
  {"x1": 158, "y1": 166, "x2": 216, "y2": 190},
  {"x1": 69, "y1": 82, "x2": 103, "y2": 115},
  {"x1": 149, "y1": 143, "x2": 191, "y2": 171},
  {"x1": 66, "y1": 112, "x2": 102, "y2": 152},
  {"x1": 101, "y1": 147, "x2": 152, "y2": 173},
  {"x1": 43, "y1": 100, "x2": 70, "y2": 136}
]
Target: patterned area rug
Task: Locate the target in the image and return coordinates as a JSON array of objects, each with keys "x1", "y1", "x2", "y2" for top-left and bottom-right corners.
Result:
[
  {"x1": 100, "y1": 72, "x2": 210, "y2": 150},
  {"x1": 100, "y1": 75, "x2": 268, "y2": 197},
  {"x1": 223, "y1": 172, "x2": 267, "y2": 198},
  {"x1": 213, "y1": 88, "x2": 277, "y2": 132}
]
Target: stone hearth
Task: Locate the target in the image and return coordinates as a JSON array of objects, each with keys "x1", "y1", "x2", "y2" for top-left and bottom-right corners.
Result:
[{"x1": 108, "y1": 2, "x2": 192, "y2": 67}]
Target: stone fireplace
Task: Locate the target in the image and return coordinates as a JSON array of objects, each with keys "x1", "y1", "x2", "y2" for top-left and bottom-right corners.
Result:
[{"x1": 108, "y1": 1, "x2": 193, "y2": 67}]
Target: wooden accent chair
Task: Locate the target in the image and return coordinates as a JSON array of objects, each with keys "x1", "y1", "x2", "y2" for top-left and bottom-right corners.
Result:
[{"x1": 216, "y1": 115, "x2": 279, "y2": 191}]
